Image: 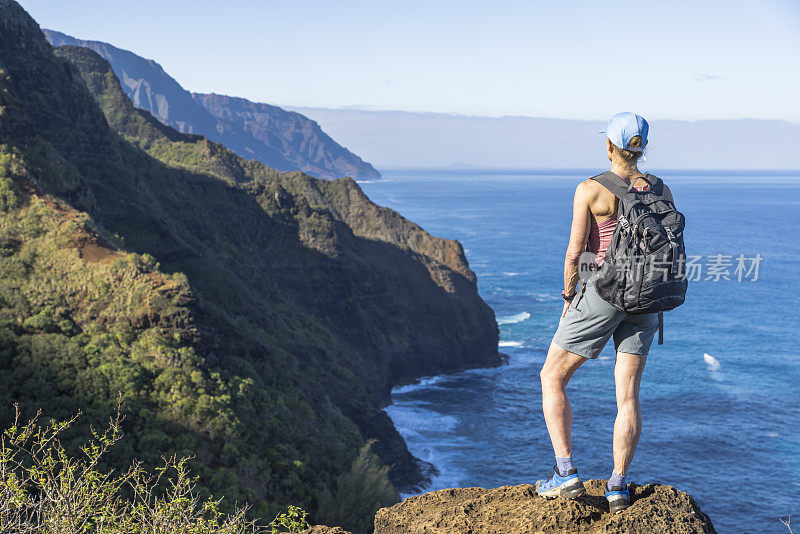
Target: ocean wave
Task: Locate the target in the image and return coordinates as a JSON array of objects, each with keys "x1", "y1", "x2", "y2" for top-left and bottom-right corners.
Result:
[
  {"x1": 532, "y1": 293, "x2": 560, "y2": 302},
  {"x1": 497, "y1": 311, "x2": 531, "y2": 325},
  {"x1": 384, "y1": 404, "x2": 459, "y2": 435},
  {"x1": 384, "y1": 404, "x2": 469, "y2": 498},
  {"x1": 703, "y1": 353, "x2": 721, "y2": 372},
  {"x1": 502, "y1": 272, "x2": 527, "y2": 277},
  {"x1": 498, "y1": 340, "x2": 524, "y2": 348},
  {"x1": 391, "y1": 375, "x2": 446, "y2": 394}
]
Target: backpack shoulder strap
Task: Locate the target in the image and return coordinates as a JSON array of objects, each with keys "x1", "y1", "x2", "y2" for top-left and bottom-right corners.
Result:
[
  {"x1": 643, "y1": 173, "x2": 666, "y2": 196},
  {"x1": 590, "y1": 171, "x2": 631, "y2": 200}
]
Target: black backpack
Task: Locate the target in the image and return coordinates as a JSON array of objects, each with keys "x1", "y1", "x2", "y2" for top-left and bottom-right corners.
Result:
[{"x1": 589, "y1": 171, "x2": 688, "y2": 343}]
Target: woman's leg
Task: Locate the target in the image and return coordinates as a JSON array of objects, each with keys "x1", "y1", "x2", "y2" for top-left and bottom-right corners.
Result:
[
  {"x1": 540, "y1": 341, "x2": 588, "y2": 457},
  {"x1": 612, "y1": 351, "x2": 648, "y2": 476}
]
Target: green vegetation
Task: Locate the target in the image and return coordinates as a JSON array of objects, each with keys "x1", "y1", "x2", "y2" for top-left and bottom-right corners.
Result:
[
  {"x1": 0, "y1": 4, "x2": 497, "y2": 532},
  {"x1": 1, "y1": 33, "x2": 400, "y2": 531},
  {"x1": 0, "y1": 146, "x2": 361, "y2": 524},
  {"x1": 0, "y1": 404, "x2": 314, "y2": 533},
  {"x1": 316, "y1": 439, "x2": 399, "y2": 534}
]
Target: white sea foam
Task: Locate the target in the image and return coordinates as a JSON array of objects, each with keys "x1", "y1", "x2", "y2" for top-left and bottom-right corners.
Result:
[
  {"x1": 498, "y1": 340, "x2": 524, "y2": 348},
  {"x1": 391, "y1": 375, "x2": 446, "y2": 394},
  {"x1": 497, "y1": 311, "x2": 531, "y2": 325},
  {"x1": 532, "y1": 293, "x2": 560, "y2": 302},
  {"x1": 502, "y1": 271, "x2": 526, "y2": 277},
  {"x1": 385, "y1": 403, "x2": 469, "y2": 499},
  {"x1": 703, "y1": 353, "x2": 721, "y2": 372},
  {"x1": 385, "y1": 404, "x2": 459, "y2": 435}
]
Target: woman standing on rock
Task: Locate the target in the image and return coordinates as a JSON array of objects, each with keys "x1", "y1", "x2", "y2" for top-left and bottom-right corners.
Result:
[{"x1": 534, "y1": 112, "x2": 676, "y2": 514}]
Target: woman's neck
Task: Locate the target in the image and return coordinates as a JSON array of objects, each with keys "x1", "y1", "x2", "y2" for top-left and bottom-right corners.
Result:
[{"x1": 610, "y1": 162, "x2": 641, "y2": 183}]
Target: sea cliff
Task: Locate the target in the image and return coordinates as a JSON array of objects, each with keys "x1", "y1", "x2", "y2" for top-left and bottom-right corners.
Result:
[{"x1": 0, "y1": 0, "x2": 501, "y2": 525}]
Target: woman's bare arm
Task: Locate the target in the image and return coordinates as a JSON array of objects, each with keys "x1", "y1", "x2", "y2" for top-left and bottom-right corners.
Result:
[{"x1": 563, "y1": 182, "x2": 592, "y2": 304}]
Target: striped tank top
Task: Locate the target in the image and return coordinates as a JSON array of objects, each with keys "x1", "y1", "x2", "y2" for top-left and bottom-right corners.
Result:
[{"x1": 587, "y1": 180, "x2": 649, "y2": 262}]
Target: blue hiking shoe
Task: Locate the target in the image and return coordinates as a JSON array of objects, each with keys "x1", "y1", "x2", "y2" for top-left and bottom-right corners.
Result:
[
  {"x1": 604, "y1": 483, "x2": 630, "y2": 514},
  {"x1": 535, "y1": 466, "x2": 586, "y2": 499}
]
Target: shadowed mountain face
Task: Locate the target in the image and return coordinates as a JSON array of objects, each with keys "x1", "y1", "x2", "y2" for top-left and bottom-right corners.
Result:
[
  {"x1": 1, "y1": 1, "x2": 498, "y2": 525},
  {"x1": 43, "y1": 29, "x2": 381, "y2": 181}
]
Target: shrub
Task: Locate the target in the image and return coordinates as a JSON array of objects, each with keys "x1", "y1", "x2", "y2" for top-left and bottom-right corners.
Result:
[
  {"x1": 0, "y1": 403, "x2": 314, "y2": 533},
  {"x1": 315, "y1": 438, "x2": 400, "y2": 534}
]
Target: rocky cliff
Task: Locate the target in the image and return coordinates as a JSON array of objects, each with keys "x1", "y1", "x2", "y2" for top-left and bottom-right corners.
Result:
[
  {"x1": 43, "y1": 29, "x2": 381, "y2": 181},
  {"x1": 192, "y1": 93, "x2": 380, "y2": 182},
  {"x1": 299, "y1": 480, "x2": 716, "y2": 533},
  {"x1": 0, "y1": 0, "x2": 500, "y2": 526}
]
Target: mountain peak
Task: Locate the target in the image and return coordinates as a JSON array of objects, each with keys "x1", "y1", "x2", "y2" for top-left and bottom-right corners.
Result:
[{"x1": 0, "y1": 0, "x2": 49, "y2": 53}]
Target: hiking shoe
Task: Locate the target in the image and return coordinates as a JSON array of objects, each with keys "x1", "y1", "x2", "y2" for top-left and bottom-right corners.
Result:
[
  {"x1": 535, "y1": 466, "x2": 586, "y2": 499},
  {"x1": 605, "y1": 483, "x2": 630, "y2": 514}
]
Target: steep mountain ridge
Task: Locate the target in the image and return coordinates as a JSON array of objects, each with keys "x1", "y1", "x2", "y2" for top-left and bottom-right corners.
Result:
[
  {"x1": 193, "y1": 92, "x2": 382, "y2": 184},
  {"x1": 43, "y1": 29, "x2": 381, "y2": 181},
  {"x1": 1, "y1": 2, "x2": 500, "y2": 528}
]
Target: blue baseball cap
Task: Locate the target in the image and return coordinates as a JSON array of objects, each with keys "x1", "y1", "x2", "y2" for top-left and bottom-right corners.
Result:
[{"x1": 600, "y1": 112, "x2": 649, "y2": 152}]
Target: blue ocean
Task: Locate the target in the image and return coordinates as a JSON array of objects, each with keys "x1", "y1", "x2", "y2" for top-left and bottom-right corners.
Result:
[{"x1": 360, "y1": 170, "x2": 800, "y2": 534}]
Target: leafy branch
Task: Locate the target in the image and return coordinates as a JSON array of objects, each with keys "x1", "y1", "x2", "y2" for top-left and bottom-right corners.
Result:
[{"x1": 0, "y1": 401, "x2": 312, "y2": 533}]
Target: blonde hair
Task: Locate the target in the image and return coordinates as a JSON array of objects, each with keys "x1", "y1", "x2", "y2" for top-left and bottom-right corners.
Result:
[{"x1": 612, "y1": 135, "x2": 644, "y2": 163}]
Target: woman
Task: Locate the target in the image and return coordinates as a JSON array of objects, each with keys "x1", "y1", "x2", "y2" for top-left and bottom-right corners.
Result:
[{"x1": 534, "y1": 112, "x2": 674, "y2": 514}]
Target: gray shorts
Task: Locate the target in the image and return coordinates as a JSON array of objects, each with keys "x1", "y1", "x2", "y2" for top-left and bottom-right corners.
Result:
[{"x1": 552, "y1": 280, "x2": 659, "y2": 359}]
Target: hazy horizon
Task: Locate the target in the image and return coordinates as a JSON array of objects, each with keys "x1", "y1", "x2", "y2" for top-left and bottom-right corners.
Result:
[
  {"x1": 281, "y1": 104, "x2": 800, "y2": 126},
  {"x1": 287, "y1": 106, "x2": 800, "y2": 171}
]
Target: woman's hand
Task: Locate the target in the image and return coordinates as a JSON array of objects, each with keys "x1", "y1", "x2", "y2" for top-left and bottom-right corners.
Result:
[{"x1": 560, "y1": 300, "x2": 571, "y2": 321}]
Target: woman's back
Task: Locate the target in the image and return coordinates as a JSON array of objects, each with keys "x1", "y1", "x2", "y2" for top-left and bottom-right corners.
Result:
[{"x1": 586, "y1": 175, "x2": 650, "y2": 259}]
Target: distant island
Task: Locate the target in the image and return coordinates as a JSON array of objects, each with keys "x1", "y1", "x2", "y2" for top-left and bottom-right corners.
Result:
[
  {"x1": 285, "y1": 106, "x2": 800, "y2": 171},
  {"x1": 447, "y1": 161, "x2": 485, "y2": 170}
]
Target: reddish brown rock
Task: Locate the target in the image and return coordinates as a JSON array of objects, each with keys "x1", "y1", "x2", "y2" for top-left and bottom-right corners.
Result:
[
  {"x1": 296, "y1": 527, "x2": 352, "y2": 534},
  {"x1": 373, "y1": 479, "x2": 715, "y2": 533}
]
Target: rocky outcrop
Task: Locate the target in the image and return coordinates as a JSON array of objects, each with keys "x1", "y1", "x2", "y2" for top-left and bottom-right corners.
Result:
[
  {"x1": 290, "y1": 480, "x2": 715, "y2": 534},
  {"x1": 373, "y1": 480, "x2": 715, "y2": 533},
  {"x1": 43, "y1": 29, "x2": 381, "y2": 180}
]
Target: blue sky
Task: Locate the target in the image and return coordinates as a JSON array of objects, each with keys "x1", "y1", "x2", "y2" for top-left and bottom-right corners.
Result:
[{"x1": 21, "y1": 0, "x2": 800, "y2": 121}]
